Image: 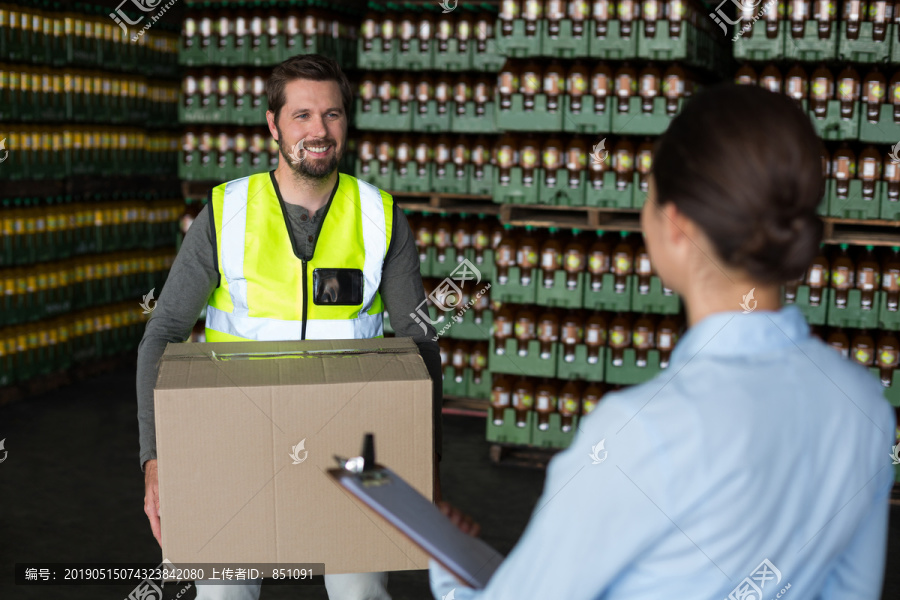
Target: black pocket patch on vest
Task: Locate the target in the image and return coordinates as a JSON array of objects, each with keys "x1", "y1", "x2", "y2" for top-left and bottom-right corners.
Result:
[{"x1": 312, "y1": 269, "x2": 364, "y2": 306}]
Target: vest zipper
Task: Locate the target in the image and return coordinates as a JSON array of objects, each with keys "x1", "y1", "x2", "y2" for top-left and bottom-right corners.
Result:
[{"x1": 300, "y1": 259, "x2": 308, "y2": 340}]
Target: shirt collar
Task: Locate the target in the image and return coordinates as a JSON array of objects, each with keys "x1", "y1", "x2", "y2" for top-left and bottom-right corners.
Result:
[{"x1": 669, "y1": 305, "x2": 811, "y2": 366}]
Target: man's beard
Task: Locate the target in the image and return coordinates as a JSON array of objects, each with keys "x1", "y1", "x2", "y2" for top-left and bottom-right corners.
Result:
[{"x1": 276, "y1": 126, "x2": 340, "y2": 180}]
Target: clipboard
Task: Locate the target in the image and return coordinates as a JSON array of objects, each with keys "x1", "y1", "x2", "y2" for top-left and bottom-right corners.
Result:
[{"x1": 327, "y1": 436, "x2": 504, "y2": 589}]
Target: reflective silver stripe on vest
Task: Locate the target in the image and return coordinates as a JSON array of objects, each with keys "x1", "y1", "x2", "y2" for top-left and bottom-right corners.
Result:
[
  {"x1": 207, "y1": 306, "x2": 383, "y2": 341},
  {"x1": 221, "y1": 176, "x2": 251, "y2": 317},
  {"x1": 356, "y1": 179, "x2": 386, "y2": 319}
]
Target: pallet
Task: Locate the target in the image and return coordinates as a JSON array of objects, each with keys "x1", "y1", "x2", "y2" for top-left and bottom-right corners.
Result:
[
  {"x1": 500, "y1": 204, "x2": 641, "y2": 231},
  {"x1": 488, "y1": 443, "x2": 561, "y2": 469},
  {"x1": 825, "y1": 217, "x2": 900, "y2": 247},
  {"x1": 391, "y1": 191, "x2": 498, "y2": 215},
  {"x1": 442, "y1": 395, "x2": 489, "y2": 417}
]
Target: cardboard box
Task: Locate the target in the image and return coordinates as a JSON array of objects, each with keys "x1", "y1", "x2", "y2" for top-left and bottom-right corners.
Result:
[{"x1": 154, "y1": 337, "x2": 434, "y2": 574}]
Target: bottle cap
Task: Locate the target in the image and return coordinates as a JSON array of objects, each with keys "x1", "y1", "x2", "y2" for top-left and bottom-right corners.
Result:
[
  {"x1": 840, "y1": 243, "x2": 849, "y2": 250},
  {"x1": 893, "y1": 246, "x2": 900, "y2": 252},
  {"x1": 866, "y1": 245, "x2": 874, "y2": 251},
  {"x1": 572, "y1": 229, "x2": 581, "y2": 235}
]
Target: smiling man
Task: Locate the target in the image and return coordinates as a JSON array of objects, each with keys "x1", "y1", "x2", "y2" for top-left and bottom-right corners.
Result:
[{"x1": 136, "y1": 54, "x2": 443, "y2": 600}]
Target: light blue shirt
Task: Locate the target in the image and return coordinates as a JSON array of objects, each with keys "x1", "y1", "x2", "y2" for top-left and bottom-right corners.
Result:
[{"x1": 430, "y1": 306, "x2": 895, "y2": 599}]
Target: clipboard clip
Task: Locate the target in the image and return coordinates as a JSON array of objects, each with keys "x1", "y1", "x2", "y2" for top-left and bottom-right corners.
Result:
[{"x1": 333, "y1": 433, "x2": 390, "y2": 486}]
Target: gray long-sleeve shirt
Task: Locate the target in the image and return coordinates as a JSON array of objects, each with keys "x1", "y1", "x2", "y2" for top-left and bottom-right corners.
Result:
[{"x1": 136, "y1": 171, "x2": 443, "y2": 471}]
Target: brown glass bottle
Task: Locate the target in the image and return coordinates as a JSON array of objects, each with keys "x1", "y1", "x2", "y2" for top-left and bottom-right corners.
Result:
[
  {"x1": 415, "y1": 74, "x2": 433, "y2": 116},
  {"x1": 608, "y1": 312, "x2": 632, "y2": 366},
  {"x1": 566, "y1": 138, "x2": 588, "y2": 189},
  {"x1": 656, "y1": 315, "x2": 678, "y2": 368},
  {"x1": 633, "y1": 313, "x2": 656, "y2": 367},
  {"x1": 810, "y1": 66, "x2": 834, "y2": 120},
  {"x1": 582, "y1": 381, "x2": 606, "y2": 416},
  {"x1": 856, "y1": 245, "x2": 880, "y2": 310},
  {"x1": 785, "y1": 64, "x2": 808, "y2": 108},
  {"x1": 496, "y1": 224, "x2": 517, "y2": 285},
  {"x1": 473, "y1": 285, "x2": 490, "y2": 323},
  {"x1": 876, "y1": 331, "x2": 900, "y2": 386},
  {"x1": 832, "y1": 146, "x2": 856, "y2": 198},
  {"x1": 563, "y1": 229, "x2": 586, "y2": 290},
  {"x1": 638, "y1": 65, "x2": 661, "y2": 114},
  {"x1": 491, "y1": 374, "x2": 512, "y2": 424},
  {"x1": 520, "y1": 135, "x2": 540, "y2": 186},
  {"x1": 619, "y1": 0, "x2": 637, "y2": 37},
  {"x1": 546, "y1": 0, "x2": 566, "y2": 37},
  {"x1": 612, "y1": 231, "x2": 634, "y2": 293},
  {"x1": 813, "y1": 0, "x2": 835, "y2": 38},
  {"x1": 614, "y1": 64, "x2": 637, "y2": 113},
  {"x1": 636, "y1": 139, "x2": 653, "y2": 193},
  {"x1": 882, "y1": 245, "x2": 900, "y2": 311},
  {"x1": 545, "y1": 60, "x2": 565, "y2": 112},
  {"x1": 643, "y1": 0, "x2": 661, "y2": 37},
  {"x1": 498, "y1": 60, "x2": 519, "y2": 113},
  {"x1": 538, "y1": 310, "x2": 560, "y2": 359},
  {"x1": 885, "y1": 149, "x2": 900, "y2": 203},
  {"x1": 859, "y1": 146, "x2": 883, "y2": 200},
  {"x1": 472, "y1": 136, "x2": 491, "y2": 184},
  {"x1": 512, "y1": 377, "x2": 535, "y2": 427},
  {"x1": 456, "y1": 10, "x2": 473, "y2": 52},
  {"x1": 759, "y1": 64, "x2": 783, "y2": 94},
  {"x1": 514, "y1": 306, "x2": 537, "y2": 356},
  {"x1": 805, "y1": 246, "x2": 830, "y2": 305},
  {"x1": 635, "y1": 239, "x2": 653, "y2": 294},
  {"x1": 836, "y1": 66, "x2": 861, "y2": 120},
  {"x1": 433, "y1": 212, "x2": 453, "y2": 266},
  {"x1": 862, "y1": 69, "x2": 886, "y2": 123},
  {"x1": 521, "y1": 60, "x2": 542, "y2": 111},
  {"x1": 540, "y1": 227, "x2": 563, "y2": 287},
  {"x1": 496, "y1": 135, "x2": 518, "y2": 186},
  {"x1": 451, "y1": 340, "x2": 469, "y2": 383},
  {"x1": 561, "y1": 310, "x2": 585, "y2": 363},
  {"x1": 434, "y1": 134, "x2": 452, "y2": 179},
  {"x1": 567, "y1": 62, "x2": 590, "y2": 113},
  {"x1": 499, "y1": 0, "x2": 520, "y2": 37},
  {"x1": 844, "y1": 0, "x2": 863, "y2": 39},
  {"x1": 396, "y1": 135, "x2": 414, "y2": 178},
  {"x1": 584, "y1": 312, "x2": 608, "y2": 364},
  {"x1": 763, "y1": 0, "x2": 780, "y2": 38},
  {"x1": 569, "y1": 0, "x2": 590, "y2": 36},
  {"x1": 414, "y1": 135, "x2": 431, "y2": 178},
  {"x1": 851, "y1": 329, "x2": 876, "y2": 367},
  {"x1": 535, "y1": 378, "x2": 558, "y2": 431},
  {"x1": 592, "y1": 0, "x2": 615, "y2": 37},
  {"x1": 558, "y1": 381, "x2": 582, "y2": 432},
  {"x1": 588, "y1": 230, "x2": 611, "y2": 291},
  {"x1": 832, "y1": 243, "x2": 855, "y2": 308},
  {"x1": 472, "y1": 75, "x2": 491, "y2": 117},
  {"x1": 612, "y1": 139, "x2": 635, "y2": 191},
  {"x1": 735, "y1": 64, "x2": 758, "y2": 86},
  {"x1": 542, "y1": 137, "x2": 564, "y2": 189},
  {"x1": 826, "y1": 328, "x2": 850, "y2": 358},
  {"x1": 472, "y1": 213, "x2": 492, "y2": 267},
  {"x1": 591, "y1": 63, "x2": 613, "y2": 114},
  {"x1": 517, "y1": 225, "x2": 540, "y2": 285},
  {"x1": 890, "y1": 71, "x2": 900, "y2": 122},
  {"x1": 662, "y1": 64, "x2": 685, "y2": 116},
  {"x1": 494, "y1": 303, "x2": 515, "y2": 353},
  {"x1": 523, "y1": 0, "x2": 543, "y2": 36}
]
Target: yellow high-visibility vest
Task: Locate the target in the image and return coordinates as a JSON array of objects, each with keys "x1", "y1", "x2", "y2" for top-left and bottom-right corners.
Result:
[{"x1": 204, "y1": 171, "x2": 394, "y2": 342}]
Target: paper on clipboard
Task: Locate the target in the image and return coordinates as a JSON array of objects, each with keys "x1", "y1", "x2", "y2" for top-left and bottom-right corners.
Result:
[{"x1": 328, "y1": 466, "x2": 504, "y2": 589}]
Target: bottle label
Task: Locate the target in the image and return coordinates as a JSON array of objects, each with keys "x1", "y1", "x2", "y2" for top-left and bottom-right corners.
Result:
[
  {"x1": 589, "y1": 254, "x2": 609, "y2": 273},
  {"x1": 832, "y1": 268, "x2": 850, "y2": 288},
  {"x1": 515, "y1": 392, "x2": 534, "y2": 409},
  {"x1": 614, "y1": 255, "x2": 632, "y2": 274},
  {"x1": 536, "y1": 394, "x2": 551, "y2": 411},
  {"x1": 514, "y1": 321, "x2": 535, "y2": 338},
  {"x1": 542, "y1": 251, "x2": 557, "y2": 269},
  {"x1": 610, "y1": 330, "x2": 626, "y2": 346},
  {"x1": 493, "y1": 391, "x2": 510, "y2": 407},
  {"x1": 566, "y1": 253, "x2": 584, "y2": 271},
  {"x1": 854, "y1": 348, "x2": 871, "y2": 364},
  {"x1": 882, "y1": 272, "x2": 900, "y2": 291}
]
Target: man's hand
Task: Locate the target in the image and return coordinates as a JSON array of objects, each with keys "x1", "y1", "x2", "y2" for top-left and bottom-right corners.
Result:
[
  {"x1": 437, "y1": 501, "x2": 481, "y2": 537},
  {"x1": 143, "y1": 459, "x2": 162, "y2": 547}
]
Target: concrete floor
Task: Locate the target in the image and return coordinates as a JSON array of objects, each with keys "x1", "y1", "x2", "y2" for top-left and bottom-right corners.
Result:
[{"x1": 0, "y1": 363, "x2": 898, "y2": 599}]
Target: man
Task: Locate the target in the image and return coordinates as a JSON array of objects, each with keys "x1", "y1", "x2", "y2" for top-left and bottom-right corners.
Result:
[{"x1": 136, "y1": 54, "x2": 443, "y2": 600}]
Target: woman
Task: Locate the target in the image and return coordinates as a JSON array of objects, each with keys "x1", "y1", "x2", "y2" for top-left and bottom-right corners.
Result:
[{"x1": 430, "y1": 84, "x2": 895, "y2": 598}]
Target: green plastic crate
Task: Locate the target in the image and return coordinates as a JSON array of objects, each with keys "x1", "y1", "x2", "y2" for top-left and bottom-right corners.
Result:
[
  {"x1": 734, "y1": 22, "x2": 786, "y2": 61},
  {"x1": 838, "y1": 21, "x2": 892, "y2": 63},
  {"x1": 563, "y1": 95, "x2": 612, "y2": 134},
  {"x1": 808, "y1": 99, "x2": 860, "y2": 141},
  {"x1": 431, "y1": 40, "x2": 467, "y2": 71},
  {"x1": 556, "y1": 344, "x2": 605, "y2": 382},
  {"x1": 542, "y1": 19, "x2": 590, "y2": 58},
  {"x1": 825, "y1": 288, "x2": 881, "y2": 329},
  {"x1": 858, "y1": 103, "x2": 900, "y2": 144},
  {"x1": 355, "y1": 98, "x2": 413, "y2": 131},
  {"x1": 828, "y1": 179, "x2": 882, "y2": 220},
  {"x1": 536, "y1": 169, "x2": 587, "y2": 206},
  {"x1": 588, "y1": 19, "x2": 638, "y2": 59},
  {"x1": 583, "y1": 272, "x2": 633, "y2": 312},
  {"x1": 611, "y1": 96, "x2": 679, "y2": 136},
  {"x1": 493, "y1": 19, "x2": 543, "y2": 57},
  {"x1": 535, "y1": 269, "x2": 585, "y2": 309},
  {"x1": 631, "y1": 275, "x2": 680, "y2": 314},
  {"x1": 452, "y1": 101, "x2": 498, "y2": 133},
  {"x1": 788, "y1": 284, "x2": 828, "y2": 326},
  {"x1": 495, "y1": 93, "x2": 565, "y2": 131},
  {"x1": 412, "y1": 100, "x2": 453, "y2": 133},
  {"x1": 486, "y1": 406, "x2": 534, "y2": 445},
  {"x1": 393, "y1": 162, "x2": 432, "y2": 194},
  {"x1": 878, "y1": 291, "x2": 900, "y2": 331},
  {"x1": 471, "y1": 38, "x2": 506, "y2": 71},
  {"x1": 493, "y1": 267, "x2": 538, "y2": 304},
  {"x1": 585, "y1": 171, "x2": 635, "y2": 209},
  {"x1": 532, "y1": 413, "x2": 579, "y2": 449},
  {"x1": 489, "y1": 338, "x2": 558, "y2": 378},
  {"x1": 605, "y1": 347, "x2": 662, "y2": 385},
  {"x1": 493, "y1": 166, "x2": 539, "y2": 205},
  {"x1": 783, "y1": 21, "x2": 837, "y2": 61}
]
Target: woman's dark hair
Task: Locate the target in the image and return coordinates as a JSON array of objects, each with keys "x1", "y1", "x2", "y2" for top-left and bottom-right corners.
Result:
[
  {"x1": 651, "y1": 83, "x2": 825, "y2": 283},
  {"x1": 266, "y1": 54, "x2": 354, "y2": 124}
]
